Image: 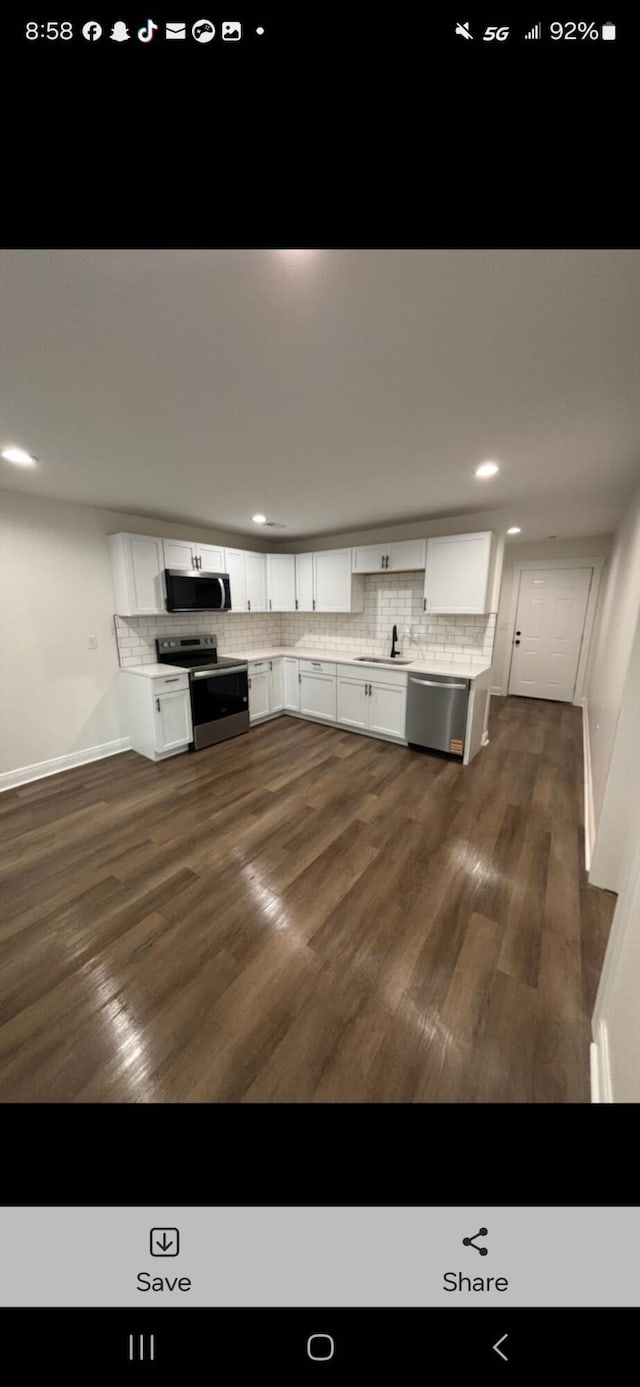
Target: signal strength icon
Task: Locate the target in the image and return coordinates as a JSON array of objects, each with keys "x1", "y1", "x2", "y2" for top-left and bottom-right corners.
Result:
[{"x1": 524, "y1": 22, "x2": 541, "y2": 39}]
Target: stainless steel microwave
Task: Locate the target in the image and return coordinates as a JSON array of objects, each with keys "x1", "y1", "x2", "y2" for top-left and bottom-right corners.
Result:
[{"x1": 164, "y1": 569, "x2": 232, "y2": 612}]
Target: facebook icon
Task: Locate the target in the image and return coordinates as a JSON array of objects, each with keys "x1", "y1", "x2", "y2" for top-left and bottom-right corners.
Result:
[{"x1": 82, "y1": 20, "x2": 103, "y2": 40}]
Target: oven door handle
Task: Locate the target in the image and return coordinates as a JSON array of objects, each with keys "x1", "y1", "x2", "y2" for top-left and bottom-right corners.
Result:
[{"x1": 191, "y1": 666, "x2": 248, "y2": 679}]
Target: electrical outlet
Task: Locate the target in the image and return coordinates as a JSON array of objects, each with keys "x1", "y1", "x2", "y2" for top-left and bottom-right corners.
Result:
[{"x1": 88, "y1": 635, "x2": 98, "y2": 650}]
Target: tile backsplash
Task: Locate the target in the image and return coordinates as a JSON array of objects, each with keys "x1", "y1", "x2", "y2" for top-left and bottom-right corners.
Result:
[{"x1": 115, "y1": 572, "x2": 496, "y2": 668}]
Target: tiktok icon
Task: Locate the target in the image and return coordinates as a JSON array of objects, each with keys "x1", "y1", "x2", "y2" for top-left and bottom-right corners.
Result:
[{"x1": 137, "y1": 19, "x2": 158, "y2": 42}]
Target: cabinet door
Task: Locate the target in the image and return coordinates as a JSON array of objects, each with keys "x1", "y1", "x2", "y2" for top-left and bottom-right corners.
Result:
[
  {"x1": 389, "y1": 539, "x2": 426, "y2": 571},
  {"x1": 299, "y1": 672, "x2": 336, "y2": 721},
  {"x1": 295, "y1": 553, "x2": 314, "y2": 611},
  {"x1": 283, "y1": 658, "x2": 300, "y2": 711},
  {"x1": 368, "y1": 681, "x2": 407, "y2": 738},
  {"x1": 225, "y1": 548, "x2": 247, "y2": 612},
  {"x1": 313, "y1": 549, "x2": 353, "y2": 612},
  {"x1": 154, "y1": 690, "x2": 192, "y2": 751},
  {"x1": 197, "y1": 543, "x2": 225, "y2": 570},
  {"x1": 163, "y1": 538, "x2": 196, "y2": 570},
  {"x1": 127, "y1": 535, "x2": 166, "y2": 614},
  {"x1": 244, "y1": 552, "x2": 268, "y2": 612},
  {"x1": 248, "y1": 669, "x2": 271, "y2": 721},
  {"x1": 269, "y1": 658, "x2": 285, "y2": 712},
  {"x1": 352, "y1": 545, "x2": 387, "y2": 574},
  {"x1": 337, "y1": 676, "x2": 369, "y2": 729},
  {"x1": 424, "y1": 532, "x2": 492, "y2": 614},
  {"x1": 266, "y1": 553, "x2": 296, "y2": 612}
]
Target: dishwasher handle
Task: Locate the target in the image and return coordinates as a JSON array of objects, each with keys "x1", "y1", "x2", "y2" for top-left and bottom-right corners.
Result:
[{"x1": 409, "y1": 677, "x2": 467, "y2": 690}]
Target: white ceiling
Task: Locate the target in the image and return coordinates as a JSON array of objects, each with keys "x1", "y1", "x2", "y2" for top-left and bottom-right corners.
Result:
[{"x1": 1, "y1": 248, "x2": 639, "y2": 542}]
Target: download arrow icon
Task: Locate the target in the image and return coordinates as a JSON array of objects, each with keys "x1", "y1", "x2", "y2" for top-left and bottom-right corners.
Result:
[{"x1": 150, "y1": 1227, "x2": 180, "y2": 1257}]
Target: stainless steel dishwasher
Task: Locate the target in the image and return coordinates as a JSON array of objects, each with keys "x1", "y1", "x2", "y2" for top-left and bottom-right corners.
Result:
[{"x1": 406, "y1": 672, "x2": 470, "y2": 755}]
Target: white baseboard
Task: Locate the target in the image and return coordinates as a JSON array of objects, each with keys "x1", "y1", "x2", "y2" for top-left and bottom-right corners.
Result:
[
  {"x1": 0, "y1": 737, "x2": 131, "y2": 793},
  {"x1": 580, "y1": 696, "x2": 595, "y2": 872},
  {"x1": 590, "y1": 1022, "x2": 613, "y2": 1103},
  {"x1": 490, "y1": 685, "x2": 504, "y2": 696}
]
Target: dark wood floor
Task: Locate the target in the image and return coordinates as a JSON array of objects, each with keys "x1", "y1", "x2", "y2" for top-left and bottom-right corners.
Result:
[{"x1": 0, "y1": 697, "x2": 615, "y2": 1102}]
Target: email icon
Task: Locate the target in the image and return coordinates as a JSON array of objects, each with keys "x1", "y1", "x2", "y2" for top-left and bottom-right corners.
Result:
[{"x1": 166, "y1": 22, "x2": 186, "y2": 39}]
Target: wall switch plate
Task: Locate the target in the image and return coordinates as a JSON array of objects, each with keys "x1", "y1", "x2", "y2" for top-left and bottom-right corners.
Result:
[{"x1": 88, "y1": 635, "x2": 98, "y2": 650}]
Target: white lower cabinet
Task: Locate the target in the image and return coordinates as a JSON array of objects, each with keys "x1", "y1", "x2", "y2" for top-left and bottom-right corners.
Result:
[
  {"x1": 283, "y1": 657, "x2": 300, "y2": 711},
  {"x1": 122, "y1": 671, "x2": 192, "y2": 761},
  {"x1": 154, "y1": 689, "x2": 193, "y2": 752},
  {"x1": 336, "y1": 665, "x2": 407, "y2": 740},
  {"x1": 336, "y1": 675, "x2": 369, "y2": 729},
  {"x1": 249, "y1": 659, "x2": 285, "y2": 722},
  {"x1": 299, "y1": 662, "x2": 337, "y2": 721}
]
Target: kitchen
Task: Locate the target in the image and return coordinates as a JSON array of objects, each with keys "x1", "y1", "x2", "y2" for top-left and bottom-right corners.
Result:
[{"x1": 1, "y1": 248, "x2": 639, "y2": 1106}]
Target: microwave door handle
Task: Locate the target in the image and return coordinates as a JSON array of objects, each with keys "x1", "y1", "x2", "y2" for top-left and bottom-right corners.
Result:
[{"x1": 218, "y1": 576, "x2": 226, "y2": 609}]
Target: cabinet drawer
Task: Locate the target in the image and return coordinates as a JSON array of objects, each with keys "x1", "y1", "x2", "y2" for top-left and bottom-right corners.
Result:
[
  {"x1": 337, "y1": 663, "x2": 408, "y2": 687},
  {"x1": 249, "y1": 660, "x2": 271, "y2": 672},
  {"x1": 152, "y1": 673, "x2": 190, "y2": 693},
  {"x1": 299, "y1": 658, "x2": 336, "y2": 676}
]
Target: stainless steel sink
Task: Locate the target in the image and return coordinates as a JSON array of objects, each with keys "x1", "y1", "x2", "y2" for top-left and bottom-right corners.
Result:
[{"x1": 354, "y1": 656, "x2": 413, "y2": 666}]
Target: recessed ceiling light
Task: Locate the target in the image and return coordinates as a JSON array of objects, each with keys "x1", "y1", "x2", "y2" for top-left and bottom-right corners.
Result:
[
  {"x1": 475, "y1": 461, "x2": 499, "y2": 478},
  {"x1": 507, "y1": 526, "x2": 521, "y2": 535},
  {"x1": 252, "y1": 513, "x2": 267, "y2": 524},
  {"x1": 2, "y1": 446, "x2": 37, "y2": 466}
]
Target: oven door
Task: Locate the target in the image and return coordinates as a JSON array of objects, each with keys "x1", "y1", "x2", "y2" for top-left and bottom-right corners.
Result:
[{"x1": 190, "y1": 666, "x2": 249, "y2": 749}]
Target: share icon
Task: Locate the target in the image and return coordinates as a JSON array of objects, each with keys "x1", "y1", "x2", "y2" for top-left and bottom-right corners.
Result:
[{"x1": 462, "y1": 1226, "x2": 488, "y2": 1255}]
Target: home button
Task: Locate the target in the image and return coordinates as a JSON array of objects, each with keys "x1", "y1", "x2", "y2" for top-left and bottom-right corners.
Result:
[{"x1": 307, "y1": 1334, "x2": 335, "y2": 1361}]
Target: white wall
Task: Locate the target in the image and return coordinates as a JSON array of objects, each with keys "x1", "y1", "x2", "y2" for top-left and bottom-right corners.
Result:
[
  {"x1": 490, "y1": 535, "x2": 613, "y2": 695},
  {"x1": 0, "y1": 490, "x2": 272, "y2": 783},
  {"x1": 585, "y1": 478, "x2": 640, "y2": 877}
]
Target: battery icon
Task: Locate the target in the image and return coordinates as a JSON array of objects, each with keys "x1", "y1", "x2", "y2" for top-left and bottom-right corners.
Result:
[{"x1": 601, "y1": 22, "x2": 616, "y2": 39}]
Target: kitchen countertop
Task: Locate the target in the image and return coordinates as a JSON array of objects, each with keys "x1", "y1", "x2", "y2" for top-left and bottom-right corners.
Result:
[
  {"x1": 122, "y1": 650, "x2": 492, "y2": 681},
  {"x1": 225, "y1": 647, "x2": 492, "y2": 681}
]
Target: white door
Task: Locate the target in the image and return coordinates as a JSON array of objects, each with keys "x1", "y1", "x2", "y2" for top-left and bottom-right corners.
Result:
[
  {"x1": 225, "y1": 548, "x2": 247, "y2": 612},
  {"x1": 352, "y1": 545, "x2": 387, "y2": 574},
  {"x1": 163, "y1": 538, "x2": 196, "y2": 570},
  {"x1": 284, "y1": 658, "x2": 300, "y2": 710},
  {"x1": 245, "y1": 552, "x2": 268, "y2": 612},
  {"x1": 249, "y1": 669, "x2": 271, "y2": 721},
  {"x1": 295, "y1": 553, "x2": 314, "y2": 611},
  {"x1": 389, "y1": 539, "x2": 426, "y2": 571},
  {"x1": 197, "y1": 543, "x2": 225, "y2": 570},
  {"x1": 126, "y1": 535, "x2": 166, "y2": 614},
  {"x1": 266, "y1": 554, "x2": 296, "y2": 611},
  {"x1": 368, "y1": 681, "x2": 407, "y2": 738},
  {"x1": 269, "y1": 658, "x2": 285, "y2": 712},
  {"x1": 424, "y1": 532, "x2": 492, "y2": 614},
  {"x1": 299, "y1": 672, "x2": 336, "y2": 721},
  {"x1": 154, "y1": 690, "x2": 192, "y2": 751},
  {"x1": 313, "y1": 549, "x2": 352, "y2": 612},
  {"x1": 508, "y1": 568, "x2": 592, "y2": 702},
  {"x1": 337, "y1": 676, "x2": 369, "y2": 728}
]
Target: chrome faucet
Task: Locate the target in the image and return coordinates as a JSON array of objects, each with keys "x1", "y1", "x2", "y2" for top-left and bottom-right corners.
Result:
[{"x1": 390, "y1": 624, "x2": 400, "y2": 658}]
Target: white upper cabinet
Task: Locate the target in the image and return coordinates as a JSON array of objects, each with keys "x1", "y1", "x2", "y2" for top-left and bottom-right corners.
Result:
[
  {"x1": 389, "y1": 539, "x2": 427, "y2": 571},
  {"x1": 352, "y1": 544, "x2": 388, "y2": 573},
  {"x1": 163, "y1": 538, "x2": 197, "y2": 570},
  {"x1": 295, "y1": 553, "x2": 314, "y2": 611},
  {"x1": 163, "y1": 539, "x2": 225, "y2": 571},
  {"x1": 424, "y1": 532, "x2": 494, "y2": 614},
  {"x1": 197, "y1": 543, "x2": 225, "y2": 570},
  {"x1": 266, "y1": 553, "x2": 296, "y2": 612},
  {"x1": 352, "y1": 539, "x2": 427, "y2": 573},
  {"x1": 224, "y1": 548, "x2": 247, "y2": 611},
  {"x1": 244, "y1": 552, "x2": 268, "y2": 612},
  {"x1": 108, "y1": 533, "x2": 166, "y2": 616},
  {"x1": 313, "y1": 549, "x2": 364, "y2": 612}
]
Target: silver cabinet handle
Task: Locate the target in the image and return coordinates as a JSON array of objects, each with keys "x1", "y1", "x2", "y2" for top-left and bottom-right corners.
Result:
[
  {"x1": 247, "y1": 598, "x2": 251, "y2": 611},
  {"x1": 409, "y1": 678, "x2": 467, "y2": 689},
  {"x1": 269, "y1": 598, "x2": 272, "y2": 609},
  {"x1": 295, "y1": 598, "x2": 299, "y2": 610},
  {"x1": 155, "y1": 698, "x2": 160, "y2": 711},
  {"x1": 423, "y1": 597, "x2": 427, "y2": 611},
  {"x1": 164, "y1": 677, "x2": 181, "y2": 683},
  {"x1": 312, "y1": 599, "x2": 316, "y2": 610}
]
